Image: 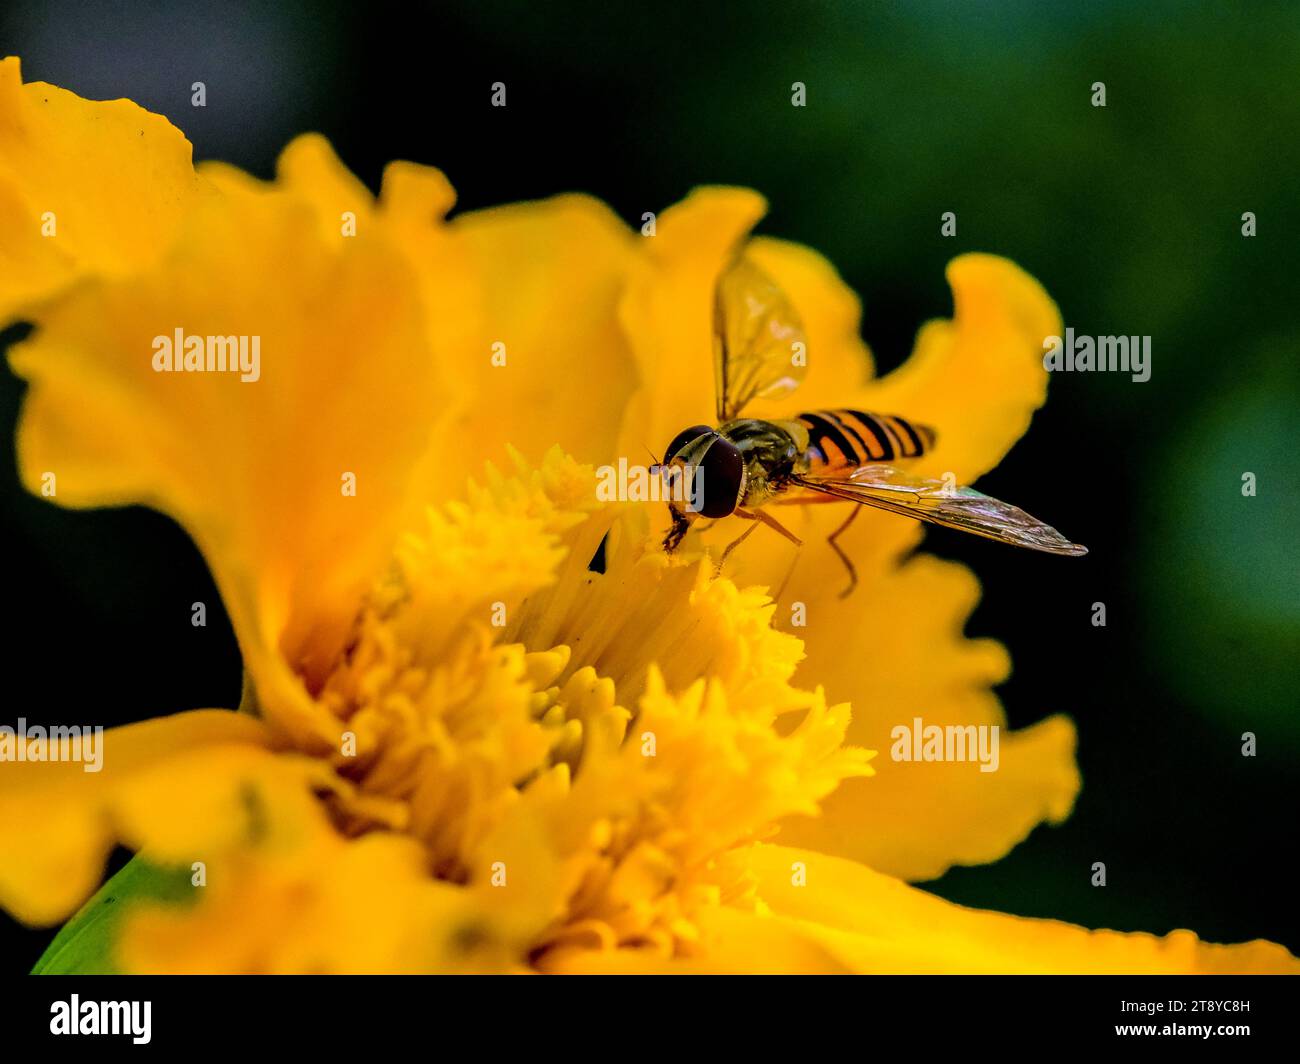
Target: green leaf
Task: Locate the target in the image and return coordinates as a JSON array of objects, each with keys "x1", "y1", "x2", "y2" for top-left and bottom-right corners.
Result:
[{"x1": 31, "y1": 856, "x2": 197, "y2": 974}]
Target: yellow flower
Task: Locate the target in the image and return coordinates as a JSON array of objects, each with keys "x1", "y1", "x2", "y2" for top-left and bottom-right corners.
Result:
[{"x1": 0, "y1": 57, "x2": 1294, "y2": 974}]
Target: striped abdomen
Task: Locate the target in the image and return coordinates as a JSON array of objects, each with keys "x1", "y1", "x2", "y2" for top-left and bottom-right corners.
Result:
[{"x1": 795, "y1": 409, "x2": 935, "y2": 471}]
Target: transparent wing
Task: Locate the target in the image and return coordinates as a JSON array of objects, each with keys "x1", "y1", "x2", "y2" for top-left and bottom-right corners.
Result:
[
  {"x1": 714, "y1": 254, "x2": 807, "y2": 421},
  {"x1": 791, "y1": 464, "x2": 1087, "y2": 556}
]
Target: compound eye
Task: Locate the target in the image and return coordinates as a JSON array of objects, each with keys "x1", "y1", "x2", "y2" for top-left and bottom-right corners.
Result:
[
  {"x1": 694, "y1": 436, "x2": 744, "y2": 519},
  {"x1": 663, "y1": 424, "x2": 714, "y2": 464}
]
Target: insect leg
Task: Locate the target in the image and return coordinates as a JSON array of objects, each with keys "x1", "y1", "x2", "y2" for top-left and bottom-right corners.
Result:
[
  {"x1": 772, "y1": 545, "x2": 803, "y2": 603},
  {"x1": 749, "y1": 508, "x2": 803, "y2": 547},
  {"x1": 718, "y1": 509, "x2": 803, "y2": 574},
  {"x1": 663, "y1": 508, "x2": 691, "y2": 553},
  {"x1": 717, "y1": 517, "x2": 760, "y2": 572},
  {"x1": 827, "y1": 505, "x2": 862, "y2": 598}
]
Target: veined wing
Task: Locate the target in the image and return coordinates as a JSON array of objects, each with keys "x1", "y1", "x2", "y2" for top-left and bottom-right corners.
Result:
[
  {"x1": 790, "y1": 464, "x2": 1087, "y2": 556},
  {"x1": 714, "y1": 254, "x2": 807, "y2": 422}
]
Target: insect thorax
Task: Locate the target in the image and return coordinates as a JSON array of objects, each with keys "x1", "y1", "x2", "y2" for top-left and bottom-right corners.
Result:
[{"x1": 718, "y1": 418, "x2": 807, "y2": 507}]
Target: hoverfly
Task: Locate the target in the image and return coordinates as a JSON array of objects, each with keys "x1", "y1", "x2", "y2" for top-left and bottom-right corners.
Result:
[{"x1": 661, "y1": 254, "x2": 1086, "y2": 595}]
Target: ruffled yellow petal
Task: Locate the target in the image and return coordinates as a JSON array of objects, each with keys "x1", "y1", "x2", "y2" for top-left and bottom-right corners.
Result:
[
  {"x1": 446, "y1": 194, "x2": 639, "y2": 476},
  {"x1": 378, "y1": 161, "x2": 485, "y2": 500},
  {"x1": 773, "y1": 552, "x2": 1080, "y2": 881},
  {"x1": 0, "y1": 56, "x2": 208, "y2": 322},
  {"x1": 855, "y1": 253, "x2": 1061, "y2": 483},
  {"x1": 8, "y1": 178, "x2": 445, "y2": 745},
  {"x1": 0, "y1": 711, "x2": 269, "y2": 925},
  {"x1": 738, "y1": 844, "x2": 1300, "y2": 974},
  {"x1": 205, "y1": 133, "x2": 374, "y2": 227},
  {"x1": 616, "y1": 186, "x2": 767, "y2": 461},
  {"x1": 205, "y1": 136, "x2": 487, "y2": 509},
  {"x1": 742, "y1": 236, "x2": 875, "y2": 415},
  {"x1": 201, "y1": 136, "x2": 485, "y2": 509}
]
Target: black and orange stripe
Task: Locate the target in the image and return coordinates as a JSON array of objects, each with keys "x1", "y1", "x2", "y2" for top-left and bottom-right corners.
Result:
[{"x1": 796, "y1": 408, "x2": 934, "y2": 471}]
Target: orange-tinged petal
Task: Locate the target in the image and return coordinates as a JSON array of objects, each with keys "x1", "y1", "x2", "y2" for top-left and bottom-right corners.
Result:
[
  {"x1": 856, "y1": 253, "x2": 1061, "y2": 483},
  {"x1": 8, "y1": 183, "x2": 441, "y2": 744},
  {"x1": 0, "y1": 56, "x2": 208, "y2": 322},
  {"x1": 446, "y1": 194, "x2": 638, "y2": 476},
  {"x1": 743, "y1": 844, "x2": 1300, "y2": 974},
  {"x1": 0, "y1": 710, "x2": 269, "y2": 925}
]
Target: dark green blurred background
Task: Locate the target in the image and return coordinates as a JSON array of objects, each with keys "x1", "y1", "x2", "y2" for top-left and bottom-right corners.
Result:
[{"x1": 1, "y1": 0, "x2": 1296, "y2": 969}]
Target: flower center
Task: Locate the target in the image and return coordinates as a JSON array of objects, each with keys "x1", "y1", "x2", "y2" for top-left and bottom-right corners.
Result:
[{"x1": 314, "y1": 450, "x2": 872, "y2": 956}]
